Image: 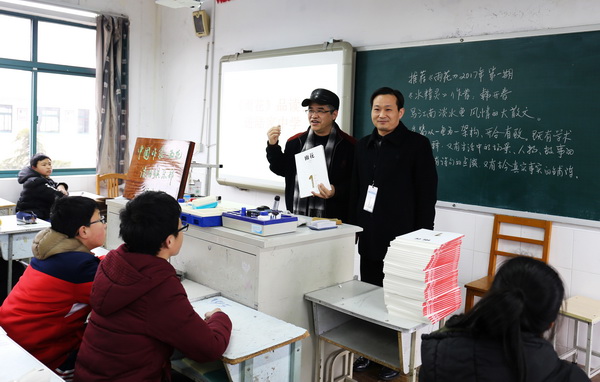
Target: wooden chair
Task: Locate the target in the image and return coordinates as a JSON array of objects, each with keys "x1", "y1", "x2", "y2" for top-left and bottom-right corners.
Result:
[
  {"x1": 96, "y1": 173, "x2": 128, "y2": 198},
  {"x1": 463, "y1": 214, "x2": 552, "y2": 312}
]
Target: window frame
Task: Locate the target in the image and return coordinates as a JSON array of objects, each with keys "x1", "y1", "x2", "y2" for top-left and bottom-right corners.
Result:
[{"x1": 0, "y1": 9, "x2": 96, "y2": 178}]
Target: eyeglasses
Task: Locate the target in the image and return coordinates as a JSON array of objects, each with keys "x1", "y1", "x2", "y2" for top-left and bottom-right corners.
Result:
[
  {"x1": 174, "y1": 224, "x2": 189, "y2": 235},
  {"x1": 88, "y1": 215, "x2": 106, "y2": 226},
  {"x1": 305, "y1": 109, "x2": 334, "y2": 116}
]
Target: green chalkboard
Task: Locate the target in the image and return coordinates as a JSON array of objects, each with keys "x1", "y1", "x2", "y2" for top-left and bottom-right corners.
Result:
[{"x1": 353, "y1": 30, "x2": 600, "y2": 221}]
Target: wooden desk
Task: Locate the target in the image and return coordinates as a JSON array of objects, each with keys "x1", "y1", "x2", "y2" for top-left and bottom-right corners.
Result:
[
  {"x1": 305, "y1": 280, "x2": 439, "y2": 382},
  {"x1": 0, "y1": 197, "x2": 16, "y2": 216},
  {"x1": 0, "y1": 215, "x2": 51, "y2": 294},
  {"x1": 172, "y1": 296, "x2": 309, "y2": 382},
  {"x1": 0, "y1": 327, "x2": 64, "y2": 381}
]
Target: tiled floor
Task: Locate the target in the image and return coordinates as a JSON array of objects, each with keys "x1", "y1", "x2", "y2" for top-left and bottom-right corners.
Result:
[
  {"x1": 352, "y1": 364, "x2": 600, "y2": 382},
  {"x1": 173, "y1": 361, "x2": 599, "y2": 382},
  {"x1": 352, "y1": 366, "x2": 407, "y2": 382}
]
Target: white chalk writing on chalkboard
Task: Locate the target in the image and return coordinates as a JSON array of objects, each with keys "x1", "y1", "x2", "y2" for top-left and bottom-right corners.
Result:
[{"x1": 402, "y1": 65, "x2": 577, "y2": 180}]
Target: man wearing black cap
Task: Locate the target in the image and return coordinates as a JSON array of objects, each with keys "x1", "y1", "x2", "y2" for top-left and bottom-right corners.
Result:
[
  {"x1": 349, "y1": 87, "x2": 438, "y2": 380},
  {"x1": 266, "y1": 88, "x2": 356, "y2": 220}
]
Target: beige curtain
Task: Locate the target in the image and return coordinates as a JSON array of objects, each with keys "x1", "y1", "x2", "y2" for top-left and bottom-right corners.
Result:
[{"x1": 96, "y1": 15, "x2": 130, "y2": 175}]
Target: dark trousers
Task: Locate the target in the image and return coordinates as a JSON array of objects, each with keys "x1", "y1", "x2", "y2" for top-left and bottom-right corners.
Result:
[{"x1": 359, "y1": 256, "x2": 385, "y2": 287}]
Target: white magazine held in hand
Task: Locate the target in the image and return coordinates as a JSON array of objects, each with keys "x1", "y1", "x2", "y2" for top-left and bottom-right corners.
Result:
[{"x1": 294, "y1": 145, "x2": 331, "y2": 198}]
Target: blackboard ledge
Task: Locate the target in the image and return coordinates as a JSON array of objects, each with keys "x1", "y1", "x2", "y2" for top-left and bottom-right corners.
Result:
[{"x1": 436, "y1": 201, "x2": 600, "y2": 229}]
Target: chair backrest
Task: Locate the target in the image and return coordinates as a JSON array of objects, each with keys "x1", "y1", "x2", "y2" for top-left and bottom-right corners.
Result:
[
  {"x1": 487, "y1": 214, "x2": 552, "y2": 276},
  {"x1": 96, "y1": 173, "x2": 128, "y2": 198}
]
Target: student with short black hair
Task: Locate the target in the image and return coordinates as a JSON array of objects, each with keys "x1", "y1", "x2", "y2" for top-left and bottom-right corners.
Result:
[
  {"x1": 16, "y1": 153, "x2": 69, "y2": 220},
  {"x1": 0, "y1": 196, "x2": 105, "y2": 381},
  {"x1": 75, "y1": 191, "x2": 232, "y2": 382},
  {"x1": 420, "y1": 257, "x2": 591, "y2": 382}
]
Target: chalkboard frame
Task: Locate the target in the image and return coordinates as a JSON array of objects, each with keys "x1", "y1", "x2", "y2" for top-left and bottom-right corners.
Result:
[{"x1": 353, "y1": 25, "x2": 600, "y2": 225}]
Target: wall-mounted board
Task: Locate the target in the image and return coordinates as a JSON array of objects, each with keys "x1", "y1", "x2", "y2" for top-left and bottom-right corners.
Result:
[
  {"x1": 353, "y1": 28, "x2": 600, "y2": 221},
  {"x1": 217, "y1": 42, "x2": 354, "y2": 192}
]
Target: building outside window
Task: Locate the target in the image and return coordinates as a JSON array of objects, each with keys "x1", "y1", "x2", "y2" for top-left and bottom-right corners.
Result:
[
  {"x1": 0, "y1": 104, "x2": 12, "y2": 132},
  {"x1": 0, "y1": 9, "x2": 96, "y2": 173}
]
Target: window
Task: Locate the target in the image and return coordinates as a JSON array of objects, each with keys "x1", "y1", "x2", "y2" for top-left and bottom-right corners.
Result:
[
  {"x1": 37, "y1": 107, "x2": 60, "y2": 133},
  {"x1": 78, "y1": 109, "x2": 90, "y2": 134},
  {"x1": 0, "y1": 10, "x2": 96, "y2": 173}
]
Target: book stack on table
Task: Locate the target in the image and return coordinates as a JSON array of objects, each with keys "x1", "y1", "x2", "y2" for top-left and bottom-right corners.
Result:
[{"x1": 383, "y1": 229, "x2": 464, "y2": 324}]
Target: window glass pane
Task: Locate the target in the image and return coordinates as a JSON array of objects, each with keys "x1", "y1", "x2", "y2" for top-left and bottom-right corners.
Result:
[
  {"x1": 38, "y1": 21, "x2": 95, "y2": 68},
  {"x1": 37, "y1": 72, "x2": 96, "y2": 169},
  {"x1": 0, "y1": 105, "x2": 13, "y2": 132},
  {"x1": 0, "y1": 68, "x2": 32, "y2": 171},
  {"x1": 0, "y1": 14, "x2": 31, "y2": 61}
]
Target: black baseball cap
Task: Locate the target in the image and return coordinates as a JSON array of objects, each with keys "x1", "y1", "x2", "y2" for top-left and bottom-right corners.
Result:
[{"x1": 301, "y1": 88, "x2": 340, "y2": 110}]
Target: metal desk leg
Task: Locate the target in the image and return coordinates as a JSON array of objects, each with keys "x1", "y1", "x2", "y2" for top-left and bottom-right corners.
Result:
[
  {"x1": 586, "y1": 320, "x2": 593, "y2": 376},
  {"x1": 312, "y1": 302, "x2": 325, "y2": 382},
  {"x1": 7, "y1": 236, "x2": 13, "y2": 294},
  {"x1": 289, "y1": 340, "x2": 302, "y2": 381},
  {"x1": 574, "y1": 319, "x2": 580, "y2": 364},
  {"x1": 239, "y1": 358, "x2": 253, "y2": 382},
  {"x1": 409, "y1": 331, "x2": 417, "y2": 382}
]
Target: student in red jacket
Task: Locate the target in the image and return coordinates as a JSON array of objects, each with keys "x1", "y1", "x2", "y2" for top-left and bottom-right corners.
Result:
[
  {"x1": 0, "y1": 196, "x2": 105, "y2": 380},
  {"x1": 75, "y1": 191, "x2": 232, "y2": 382}
]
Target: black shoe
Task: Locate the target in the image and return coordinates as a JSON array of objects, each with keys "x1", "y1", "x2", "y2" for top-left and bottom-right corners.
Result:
[
  {"x1": 379, "y1": 366, "x2": 400, "y2": 380},
  {"x1": 353, "y1": 356, "x2": 371, "y2": 372}
]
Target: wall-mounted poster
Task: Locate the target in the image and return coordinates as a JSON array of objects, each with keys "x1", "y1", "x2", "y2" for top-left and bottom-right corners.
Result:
[{"x1": 124, "y1": 137, "x2": 195, "y2": 200}]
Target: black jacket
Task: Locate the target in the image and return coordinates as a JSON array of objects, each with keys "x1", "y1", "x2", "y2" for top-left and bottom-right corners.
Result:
[
  {"x1": 16, "y1": 167, "x2": 67, "y2": 221},
  {"x1": 266, "y1": 123, "x2": 356, "y2": 221},
  {"x1": 420, "y1": 329, "x2": 590, "y2": 382},
  {"x1": 349, "y1": 123, "x2": 438, "y2": 260}
]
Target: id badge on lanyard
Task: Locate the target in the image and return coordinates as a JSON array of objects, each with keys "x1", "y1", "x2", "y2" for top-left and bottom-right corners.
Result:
[{"x1": 363, "y1": 185, "x2": 378, "y2": 213}]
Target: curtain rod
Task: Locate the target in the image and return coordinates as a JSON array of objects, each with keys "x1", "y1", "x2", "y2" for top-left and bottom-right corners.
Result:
[{"x1": 0, "y1": 0, "x2": 127, "y2": 20}]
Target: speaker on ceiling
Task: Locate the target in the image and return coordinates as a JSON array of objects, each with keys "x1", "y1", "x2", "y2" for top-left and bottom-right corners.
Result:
[{"x1": 193, "y1": 10, "x2": 209, "y2": 37}]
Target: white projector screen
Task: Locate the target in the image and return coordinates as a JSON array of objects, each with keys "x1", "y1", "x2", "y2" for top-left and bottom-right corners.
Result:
[{"x1": 216, "y1": 42, "x2": 354, "y2": 192}]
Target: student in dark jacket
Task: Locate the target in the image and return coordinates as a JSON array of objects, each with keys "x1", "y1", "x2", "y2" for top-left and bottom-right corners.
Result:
[
  {"x1": 420, "y1": 257, "x2": 590, "y2": 382},
  {"x1": 266, "y1": 88, "x2": 356, "y2": 221},
  {"x1": 75, "y1": 191, "x2": 232, "y2": 382},
  {"x1": 16, "y1": 153, "x2": 68, "y2": 220}
]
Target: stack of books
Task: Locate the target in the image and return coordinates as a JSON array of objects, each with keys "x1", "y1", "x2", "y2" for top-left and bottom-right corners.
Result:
[{"x1": 383, "y1": 229, "x2": 464, "y2": 324}]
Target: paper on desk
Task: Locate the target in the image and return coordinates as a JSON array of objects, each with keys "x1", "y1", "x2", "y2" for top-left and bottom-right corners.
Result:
[
  {"x1": 294, "y1": 145, "x2": 330, "y2": 198},
  {"x1": 15, "y1": 368, "x2": 53, "y2": 382}
]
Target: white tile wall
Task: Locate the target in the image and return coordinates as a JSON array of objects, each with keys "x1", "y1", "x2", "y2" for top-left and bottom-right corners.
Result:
[{"x1": 435, "y1": 205, "x2": 600, "y2": 369}]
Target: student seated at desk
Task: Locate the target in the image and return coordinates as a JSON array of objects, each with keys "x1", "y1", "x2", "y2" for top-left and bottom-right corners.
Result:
[
  {"x1": 420, "y1": 257, "x2": 590, "y2": 382},
  {"x1": 16, "y1": 153, "x2": 69, "y2": 221},
  {"x1": 0, "y1": 196, "x2": 105, "y2": 381},
  {"x1": 75, "y1": 191, "x2": 232, "y2": 382}
]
